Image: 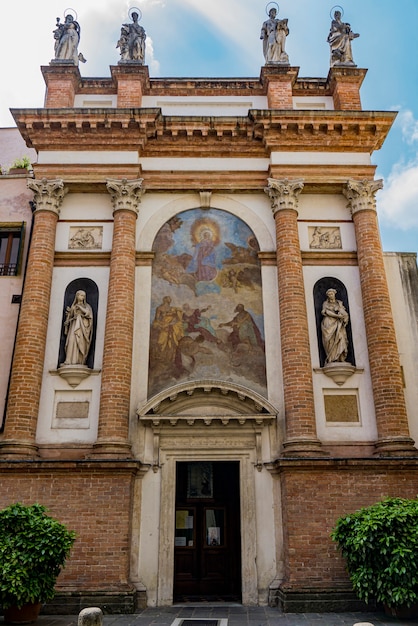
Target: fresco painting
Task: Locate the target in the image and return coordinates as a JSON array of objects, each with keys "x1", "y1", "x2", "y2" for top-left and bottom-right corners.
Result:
[{"x1": 148, "y1": 208, "x2": 267, "y2": 397}]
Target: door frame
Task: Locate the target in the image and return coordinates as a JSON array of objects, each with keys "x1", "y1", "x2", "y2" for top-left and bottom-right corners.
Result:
[{"x1": 157, "y1": 446, "x2": 258, "y2": 606}]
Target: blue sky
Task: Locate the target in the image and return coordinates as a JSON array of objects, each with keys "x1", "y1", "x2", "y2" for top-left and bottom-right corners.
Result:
[{"x1": 1, "y1": 0, "x2": 418, "y2": 254}]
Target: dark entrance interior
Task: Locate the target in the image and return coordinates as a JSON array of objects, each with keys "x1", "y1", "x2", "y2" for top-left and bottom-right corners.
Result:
[{"x1": 174, "y1": 461, "x2": 242, "y2": 602}]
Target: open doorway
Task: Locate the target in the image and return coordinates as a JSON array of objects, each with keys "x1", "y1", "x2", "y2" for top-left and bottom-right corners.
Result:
[{"x1": 174, "y1": 461, "x2": 242, "y2": 602}]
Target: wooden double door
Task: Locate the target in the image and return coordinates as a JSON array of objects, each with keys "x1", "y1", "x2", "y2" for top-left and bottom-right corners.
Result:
[{"x1": 174, "y1": 461, "x2": 241, "y2": 601}]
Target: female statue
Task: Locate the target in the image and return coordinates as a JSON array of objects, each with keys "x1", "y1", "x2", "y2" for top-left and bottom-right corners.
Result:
[
  {"x1": 321, "y1": 288, "x2": 349, "y2": 364},
  {"x1": 63, "y1": 290, "x2": 93, "y2": 366}
]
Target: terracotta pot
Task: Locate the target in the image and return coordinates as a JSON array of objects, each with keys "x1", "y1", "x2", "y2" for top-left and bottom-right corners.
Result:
[
  {"x1": 3, "y1": 602, "x2": 42, "y2": 624},
  {"x1": 8, "y1": 168, "x2": 28, "y2": 175},
  {"x1": 383, "y1": 602, "x2": 418, "y2": 620}
]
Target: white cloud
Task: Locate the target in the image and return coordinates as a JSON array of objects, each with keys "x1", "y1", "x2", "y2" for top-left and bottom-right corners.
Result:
[
  {"x1": 377, "y1": 108, "x2": 418, "y2": 229},
  {"x1": 378, "y1": 160, "x2": 418, "y2": 229},
  {"x1": 397, "y1": 109, "x2": 418, "y2": 145},
  {"x1": 146, "y1": 37, "x2": 160, "y2": 75}
]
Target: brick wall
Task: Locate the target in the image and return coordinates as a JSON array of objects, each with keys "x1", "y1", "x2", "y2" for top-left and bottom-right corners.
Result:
[
  {"x1": 278, "y1": 460, "x2": 418, "y2": 590},
  {"x1": 0, "y1": 462, "x2": 140, "y2": 592}
]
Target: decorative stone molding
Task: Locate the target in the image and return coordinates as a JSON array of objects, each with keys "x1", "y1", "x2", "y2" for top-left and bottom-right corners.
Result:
[
  {"x1": 27, "y1": 178, "x2": 68, "y2": 217},
  {"x1": 106, "y1": 178, "x2": 144, "y2": 215},
  {"x1": 264, "y1": 177, "x2": 304, "y2": 215},
  {"x1": 51, "y1": 365, "x2": 101, "y2": 388},
  {"x1": 199, "y1": 190, "x2": 212, "y2": 209},
  {"x1": 138, "y1": 380, "x2": 277, "y2": 417},
  {"x1": 137, "y1": 381, "x2": 278, "y2": 472},
  {"x1": 320, "y1": 362, "x2": 359, "y2": 386},
  {"x1": 343, "y1": 178, "x2": 383, "y2": 216}
]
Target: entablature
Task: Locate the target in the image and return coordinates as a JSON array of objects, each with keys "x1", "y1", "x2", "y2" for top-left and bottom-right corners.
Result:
[{"x1": 13, "y1": 108, "x2": 395, "y2": 157}]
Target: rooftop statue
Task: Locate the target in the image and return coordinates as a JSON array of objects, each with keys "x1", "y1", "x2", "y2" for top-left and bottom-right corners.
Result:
[
  {"x1": 117, "y1": 8, "x2": 146, "y2": 64},
  {"x1": 327, "y1": 7, "x2": 359, "y2": 67},
  {"x1": 52, "y1": 10, "x2": 86, "y2": 66},
  {"x1": 260, "y1": 3, "x2": 289, "y2": 65}
]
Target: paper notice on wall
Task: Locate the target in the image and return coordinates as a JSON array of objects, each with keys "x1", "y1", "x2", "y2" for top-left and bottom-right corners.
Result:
[{"x1": 176, "y1": 510, "x2": 188, "y2": 529}]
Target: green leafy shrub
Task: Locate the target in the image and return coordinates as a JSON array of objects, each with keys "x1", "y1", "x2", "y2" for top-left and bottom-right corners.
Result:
[
  {"x1": 0, "y1": 502, "x2": 76, "y2": 609},
  {"x1": 10, "y1": 156, "x2": 31, "y2": 170},
  {"x1": 331, "y1": 497, "x2": 418, "y2": 609}
]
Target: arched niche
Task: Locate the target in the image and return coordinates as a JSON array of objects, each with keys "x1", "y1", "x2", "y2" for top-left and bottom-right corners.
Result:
[
  {"x1": 57, "y1": 278, "x2": 99, "y2": 369},
  {"x1": 314, "y1": 277, "x2": 355, "y2": 368}
]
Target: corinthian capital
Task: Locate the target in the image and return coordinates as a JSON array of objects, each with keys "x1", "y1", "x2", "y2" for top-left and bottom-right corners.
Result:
[
  {"x1": 343, "y1": 179, "x2": 383, "y2": 216},
  {"x1": 27, "y1": 178, "x2": 68, "y2": 216},
  {"x1": 106, "y1": 178, "x2": 145, "y2": 215},
  {"x1": 264, "y1": 178, "x2": 304, "y2": 215}
]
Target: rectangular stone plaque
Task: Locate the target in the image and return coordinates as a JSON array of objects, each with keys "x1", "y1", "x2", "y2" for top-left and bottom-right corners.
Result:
[
  {"x1": 56, "y1": 401, "x2": 89, "y2": 419},
  {"x1": 324, "y1": 394, "x2": 359, "y2": 423}
]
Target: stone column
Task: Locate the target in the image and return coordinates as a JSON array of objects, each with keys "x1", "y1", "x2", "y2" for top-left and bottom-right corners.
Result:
[
  {"x1": 0, "y1": 179, "x2": 67, "y2": 457},
  {"x1": 344, "y1": 179, "x2": 417, "y2": 455},
  {"x1": 265, "y1": 178, "x2": 324, "y2": 456},
  {"x1": 93, "y1": 178, "x2": 144, "y2": 458}
]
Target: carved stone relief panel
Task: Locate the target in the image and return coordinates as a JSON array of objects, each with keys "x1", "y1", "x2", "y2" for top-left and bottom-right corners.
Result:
[
  {"x1": 309, "y1": 226, "x2": 342, "y2": 250},
  {"x1": 68, "y1": 226, "x2": 103, "y2": 250}
]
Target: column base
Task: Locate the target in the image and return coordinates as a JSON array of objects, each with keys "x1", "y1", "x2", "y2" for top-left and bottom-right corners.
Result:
[
  {"x1": 0, "y1": 439, "x2": 39, "y2": 458},
  {"x1": 91, "y1": 439, "x2": 133, "y2": 459},
  {"x1": 281, "y1": 438, "x2": 328, "y2": 457},
  {"x1": 374, "y1": 437, "x2": 418, "y2": 457}
]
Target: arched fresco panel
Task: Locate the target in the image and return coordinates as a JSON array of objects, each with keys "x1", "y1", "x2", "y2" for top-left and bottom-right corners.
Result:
[{"x1": 148, "y1": 208, "x2": 267, "y2": 397}]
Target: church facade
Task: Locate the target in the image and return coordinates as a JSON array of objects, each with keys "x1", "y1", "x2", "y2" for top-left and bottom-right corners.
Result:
[{"x1": 1, "y1": 17, "x2": 418, "y2": 614}]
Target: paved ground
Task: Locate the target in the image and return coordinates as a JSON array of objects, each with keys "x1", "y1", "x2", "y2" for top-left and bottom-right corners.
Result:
[{"x1": 1, "y1": 606, "x2": 412, "y2": 626}]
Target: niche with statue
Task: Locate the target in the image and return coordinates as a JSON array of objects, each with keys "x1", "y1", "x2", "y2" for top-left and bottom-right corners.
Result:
[
  {"x1": 314, "y1": 277, "x2": 356, "y2": 385},
  {"x1": 57, "y1": 278, "x2": 98, "y2": 387}
]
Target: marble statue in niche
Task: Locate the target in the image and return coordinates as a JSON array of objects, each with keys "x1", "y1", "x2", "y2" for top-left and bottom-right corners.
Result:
[
  {"x1": 63, "y1": 290, "x2": 93, "y2": 365},
  {"x1": 327, "y1": 8, "x2": 359, "y2": 67},
  {"x1": 321, "y1": 288, "x2": 349, "y2": 364},
  {"x1": 260, "y1": 5, "x2": 289, "y2": 65},
  {"x1": 117, "y1": 9, "x2": 146, "y2": 63}
]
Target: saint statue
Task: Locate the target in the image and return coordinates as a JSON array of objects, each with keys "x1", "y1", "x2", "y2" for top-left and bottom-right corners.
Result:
[
  {"x1": 63, "y1": 290, "x2": 93, "y2": 366},
  {"x1": 53, "y1": 13, "x2": 86, "y2": 65},
  {"x1": 327, "y1": 9, "x2": 359, "y2": 67},
  {"x1": 117, "y1": 10, "x2": 146, "y2": 63},
  {"x1": 260, "y1": 7, "x2": 289, "y2": 65},
  {"x1": 321, "y1": 288, "x2": 349, "y2": 364}
]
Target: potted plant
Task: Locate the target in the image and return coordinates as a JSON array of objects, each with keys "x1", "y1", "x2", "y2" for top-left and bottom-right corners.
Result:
[
  {"x1": 331, "y1": 497, "x2": 418, "y2": 620},
  {"x1": 0, "y1": 502, "x2": 76, "y2": 623},
  {"x1": 8, "y1": 156, "x2": 32, "y2": 175}
]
